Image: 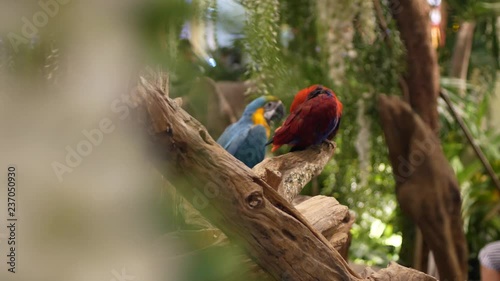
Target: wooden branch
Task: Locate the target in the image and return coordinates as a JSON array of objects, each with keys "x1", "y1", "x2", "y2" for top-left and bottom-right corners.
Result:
[
  {"x1": 365, "y1": 263, "x2": 437, "y2": 281},
  {"x1": 175, "y1": 195, "x2": 354, "y2": 260},
  {"x1": 253, "y1": 144, "x2": 335, "y2": 202},
  {"x1": 171, "y1": 188, "x2": 355, "y2": 256},
  {"x1": 295, "y1": 196, "x2": 355, "y2": 259},
  {"x1": 378, "y1": 94, "x2": 467, "y2": 281},
  {"x1": 130, "y1": 74, "x2": 437, "y2": 281},
  {"x1": 295, "y1": 196, "x2": 350, "y2": 240},
  {"x1": 155, "y1": 235, "x2": 436, "y2": 281},
  {"x1": 152, "y1": 222, "x2": 430, "y2": 281},
  {"x1": 160, "y1": 195, "x2": 355, "y2": 279}
]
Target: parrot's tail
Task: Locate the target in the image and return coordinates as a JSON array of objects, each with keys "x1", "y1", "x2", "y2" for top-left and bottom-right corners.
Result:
[
  {"x1": 266, "y1": 136, "x2": 282, "y2": 152},
  {"x1": 271, "y1": 144, "x2": 281, "y2": 152}
]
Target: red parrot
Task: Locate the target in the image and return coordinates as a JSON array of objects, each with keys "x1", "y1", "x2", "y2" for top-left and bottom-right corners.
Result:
[{"x1": 268, "y1": 85, "x2": 343, "y2": 152}]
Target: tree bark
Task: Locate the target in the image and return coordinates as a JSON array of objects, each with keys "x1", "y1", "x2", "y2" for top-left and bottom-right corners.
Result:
[
  {"x1": 378, "y1": 95, "x2": 467, "y2": 281},
  {"x1": 130, "y1": 74, "x2": 438, "y2": 281},
  {"x1": 295, "y1": 195, "x2": 355, "y2": 259},
  {"x1": 388, "y1": 1, "x2": 468, "y2": 279},
  {"x1": 171, "y1": 194, "x2": 354, "y2": 260},
  {"x1": 253, "y1": 144, "x2": 336, "y2": 202},
  {"x1": 389, "y1": 0, "x2": 440, "y2": 132}
]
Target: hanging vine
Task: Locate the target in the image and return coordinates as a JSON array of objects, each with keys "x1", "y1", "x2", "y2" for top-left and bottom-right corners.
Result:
[
  {"x1": 240, "y1": 0, "x2": 283, "y2": 95},
  {"x1": 316, "y1": 0, "x2": 359, "y2": 86},
  {"x1": 358, "y1": 0, "x2": 377, "y2": 45}
]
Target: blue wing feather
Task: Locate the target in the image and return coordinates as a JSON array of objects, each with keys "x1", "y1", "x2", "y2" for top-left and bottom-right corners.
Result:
[
  {"x1": 217, "y1": 122, "x2": 238, "y2": 149},
  {"x1": 217, "y1": 121, "x2": 268, "y2": 168},
  {"x1": 233, "y1": 125, "x2": 267, "y2": 168},
  {"x1": 225, "y1": 125, "x2": 251, "y2": 155}
]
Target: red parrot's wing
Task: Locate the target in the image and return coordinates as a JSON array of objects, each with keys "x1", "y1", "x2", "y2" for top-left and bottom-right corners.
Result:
[{"x1": 273, "y1": 94, "x2": 340, "y2": 150}]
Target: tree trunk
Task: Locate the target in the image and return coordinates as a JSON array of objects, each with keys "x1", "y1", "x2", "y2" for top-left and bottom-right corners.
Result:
[
  {"x1": 253, "y1": 144, "x2": 336, "y2": 202},
  {"x1": 389, "y1": 0, "x2": 440, "y2": 132},
  {"x1": 386, "y1": 1, "x2": 468, "y2": 280},
  {"x1": 379, "y1": 95, "x2": 467, "y2": 281}
]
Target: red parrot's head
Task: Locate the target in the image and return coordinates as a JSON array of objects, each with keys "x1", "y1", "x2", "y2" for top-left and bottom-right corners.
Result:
[
  {"x1": 290, "y1": 85, "x2": 342, "y2": 114},
  {"x1": 290, "y1": 85, "x2": 318, "y2": 113}
]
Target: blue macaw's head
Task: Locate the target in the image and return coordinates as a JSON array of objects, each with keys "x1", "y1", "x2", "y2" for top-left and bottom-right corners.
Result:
[{"x1": 243, "y1": 95, "x2": 285, "y2": 125}]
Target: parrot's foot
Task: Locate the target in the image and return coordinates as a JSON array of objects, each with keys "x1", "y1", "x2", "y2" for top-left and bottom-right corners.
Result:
[{"x1": 324, "y1": 140, "x2": 336, "y2": 149}]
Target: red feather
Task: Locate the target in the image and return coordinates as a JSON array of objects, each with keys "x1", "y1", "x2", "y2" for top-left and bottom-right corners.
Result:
[
  {"x1": 290, "y1": 84, "x2": 319, "y2": 113},
  {"x1": 271, "y1": 85, "x2": 342, "y2": 152}
]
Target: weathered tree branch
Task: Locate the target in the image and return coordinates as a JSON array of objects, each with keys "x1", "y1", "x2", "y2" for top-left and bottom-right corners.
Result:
[
  {"x1": 174, "y1": 194, "x2": 354, "y2": 261},
  {"x1": 130, "y1": 74, "x2": 437, "y2": 281},
  {"x1": 295, "y1": 196, "x2": 355, "y2": 259},
  {"x1": 364, "y1": 262, "x2": 438, "y2": 281},
  {"x1": 156, "y1": 195, "x2": 355, "y2": 280},
  {"x1": 253, "y1": 143, "x2": 335, "y2": 202}
]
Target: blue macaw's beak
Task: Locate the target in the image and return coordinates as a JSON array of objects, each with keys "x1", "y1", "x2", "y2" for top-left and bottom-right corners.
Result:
[{"x1": 264, "y1": 101, "x2": 285, "y2": 124}]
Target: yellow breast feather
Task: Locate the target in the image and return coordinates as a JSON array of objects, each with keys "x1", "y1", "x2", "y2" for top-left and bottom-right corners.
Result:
[{"x1": 252, "y1": 108, "x2": 270, "y2": 138}]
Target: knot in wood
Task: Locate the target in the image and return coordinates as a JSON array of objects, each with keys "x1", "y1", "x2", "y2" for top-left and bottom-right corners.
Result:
[
  {"x1": 199, "y1": 130, "x2": 213, "y2": 145},
  {"x1": 166, "y1": 125, "x2": 173, "y2": 137},
  {"x1": 342, "y1": 212, "x2": 351, "y2": 223},
  {"x1": 246, "y1": 191, "x2": 264, "y2": 209}
]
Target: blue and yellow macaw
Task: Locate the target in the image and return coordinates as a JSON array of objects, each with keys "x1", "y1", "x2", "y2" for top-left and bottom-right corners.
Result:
[{"x1": 217, "y1": 96, "x2": 285, "y2": 168}]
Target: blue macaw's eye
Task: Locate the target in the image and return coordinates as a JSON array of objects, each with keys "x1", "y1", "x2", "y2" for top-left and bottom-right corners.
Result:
[{"x1": 265, "y1": 102, "x2": 273, "y2": 109}]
